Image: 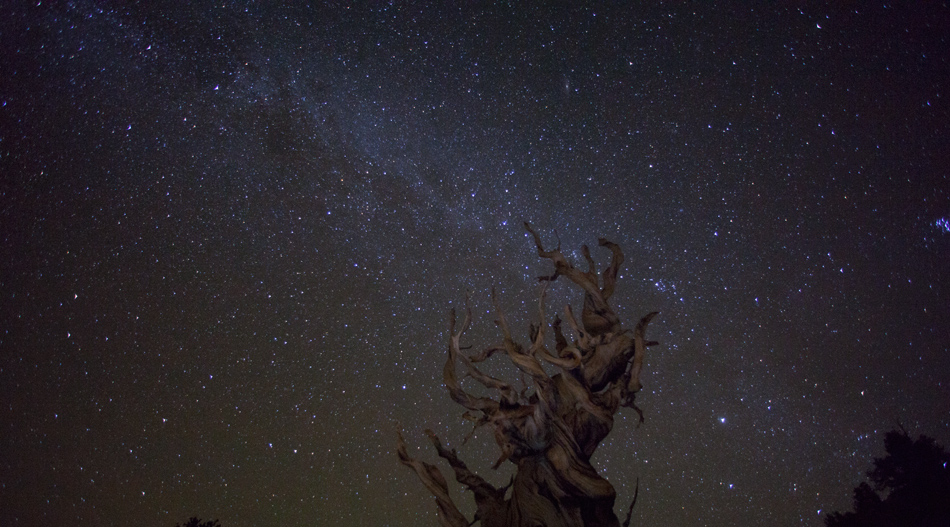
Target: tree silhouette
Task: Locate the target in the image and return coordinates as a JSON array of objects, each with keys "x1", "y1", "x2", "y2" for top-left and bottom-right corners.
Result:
[
  {"x1": 397, "y1": 223, "x2": 658, "y2": 527},
  {"x1": 174, "y1": 518, "x2": 221, "y2": 527},
  {"x1": 826, "y1": 428, "x2": 950, "y2": 527}
]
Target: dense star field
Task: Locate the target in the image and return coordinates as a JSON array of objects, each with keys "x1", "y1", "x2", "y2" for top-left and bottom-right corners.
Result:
[{"x1": 2, "y1": 3, "x2": 948, "y2": 526}]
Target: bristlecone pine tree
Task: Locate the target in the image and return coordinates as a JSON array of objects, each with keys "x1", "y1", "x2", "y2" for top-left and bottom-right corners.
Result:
[{"x1": 398, "y1": 222, "x2": 659, "y2": 527}]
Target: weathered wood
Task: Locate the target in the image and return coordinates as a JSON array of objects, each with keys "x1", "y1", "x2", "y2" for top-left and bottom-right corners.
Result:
[{"x1": 399, "y1": 224, "x2": 659, "y2": 526}]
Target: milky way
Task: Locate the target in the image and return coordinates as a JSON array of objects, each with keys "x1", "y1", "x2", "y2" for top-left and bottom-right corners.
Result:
[{"x1": 2, "y1": 3, "x2": 949, "y2": 526}]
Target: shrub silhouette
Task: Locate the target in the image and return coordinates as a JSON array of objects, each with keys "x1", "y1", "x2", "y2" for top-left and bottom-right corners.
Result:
[
  {"x1": 826, "y1": 428, "x2": 950, "y2": 527},
  {"x1": 175, "y1": 518, "x2": 221, "y2": 527}
]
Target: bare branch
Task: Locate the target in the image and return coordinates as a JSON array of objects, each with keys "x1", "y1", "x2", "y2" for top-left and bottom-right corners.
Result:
[
  {"x1": 562, "y1": 304, "x2": 593, "y2": 351},
  {"x1": 552, "y1": 315, "x2": 568, "y2": 354},
  {"x1": 621, "y1": 478, "x2": 640, "y2": 527},
  {"x1": 527, "y1": 283, "x2": 585, "y2": 371},
  {"x1": 468, "y1": 346, "x2": 505, "y2": 363},
  {"x1": 425, "y1": 429, "x2": 507, "y2": 519},
  {"x1": 492, "y1": 288, "x2": 549, "y2": 384},
  {"x1": 581, "y1": 244, "x2": 597, "y2": 278},
  {"x1": 598, "y1": 238, "x2": 624, "y2": 301},
  {"x1": 626, "y1": 311, "x2": 659, "y2": 395},
  {"x1": 525, "y1": 222, "x2": 622, "y2": 335},
  {"x1": 396, "y1": 428, "x2": 470, "y2": 527},
  {"x1": 524, "y1": 222, "x2": 601, "y2": 297},
  {"x1": 444, "y1": 308, "x2": 499, "y2": 414}
]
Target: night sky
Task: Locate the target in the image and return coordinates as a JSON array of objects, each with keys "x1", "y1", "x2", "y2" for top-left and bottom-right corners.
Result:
[{"x1": 2, "y1": 3, "x2": 949, "y2": 526}]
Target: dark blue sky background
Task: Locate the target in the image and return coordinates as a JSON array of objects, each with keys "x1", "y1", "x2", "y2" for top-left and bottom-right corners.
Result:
[{"x1": 2, "y1": 3, "x2": 949, "y2": 526}]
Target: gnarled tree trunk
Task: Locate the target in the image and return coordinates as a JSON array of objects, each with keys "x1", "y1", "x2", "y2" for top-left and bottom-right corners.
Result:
[{"x1": 398, "y1": 223, "x2": 658, "y2": 527}]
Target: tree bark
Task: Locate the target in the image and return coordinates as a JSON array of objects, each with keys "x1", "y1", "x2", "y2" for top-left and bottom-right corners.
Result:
[{"x1": 398, "y1": 223, "x2": 659, "y2": 526}]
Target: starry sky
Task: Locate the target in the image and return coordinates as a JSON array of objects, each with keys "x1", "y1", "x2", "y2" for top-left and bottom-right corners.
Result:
[{"x1": 2, "y1": 2, "x2": 949, "y2": 526}]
